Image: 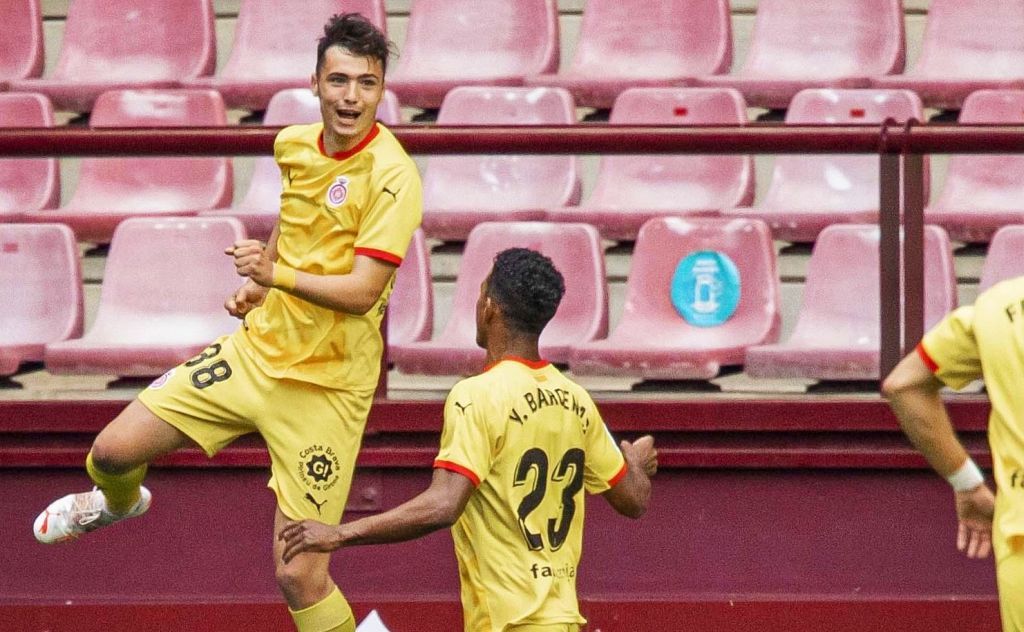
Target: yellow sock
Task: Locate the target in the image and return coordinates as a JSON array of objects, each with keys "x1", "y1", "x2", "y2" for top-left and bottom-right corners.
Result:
[
  {"x1": 85, "y1": 451, "x2": 147, "y2": 515},
  {"x1": 289, "y1": 586, "x2": 355, "y2": 632}
]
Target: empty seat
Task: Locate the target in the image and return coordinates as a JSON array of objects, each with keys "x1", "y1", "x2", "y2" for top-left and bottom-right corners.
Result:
[
  {"x1": 925, "y1": 90, "x2": 1024, "y2": 243},
  {"x1": 200, "y1": 88, "x2": 400, "y2": 240},
  {"x1": 386, "y1": 0, "x2": 559, "y2": 110},
  {"x1": 0, "y1": 93, "x2": 59, "y2": 222},
  {"x1": 392, "y1": 222, "x2": 607, "y2": 376},
  {"x1": 387, "y1": 229, "x2": 432, "y2": 349},
  {"x1": 0, "y1": 224, "x2": 82, "y2": 376},
  {"x1": 0, "y1": 0, "x2": 43, "y2": 88},
  {"x1": 183, "y1": 0, "x2": 385, "y2": 112},
  {"x1": 698, "y1": 0, "x2": 904, "y2": 110},
  {"x1": 45, "y1": 217, "x2": 246, "y2": 376},
  {"x1": 979, "y1": 225, "x2": 1024, "y2": 292},
  {"x1": 872, "y1": 0, "x2": 1024, "y2": 110},
  {"x1": 547, "y1": 88, "x2": 753, "y2": 241},
  {"x1": 569, "y1": 217, "x2": 780, "y2": 381},
  {"x1": 744, "y1": 224, "x2": 957, "y2": 381},
  {"x1": 725, "y1": 89, "x2": 925, "y2": 243},
  {"x1": 24, "y1": 90, "x2": 232, "y2": 243},
  {"x1": 9, "y1": 0, "x2": 216, "y2": 112},
  {"x1": 422, "y1": 87, "x2": 581, "y2": 241},
  {"x1": 523, "y1": 0, "x2": 730, "y2": 109}
]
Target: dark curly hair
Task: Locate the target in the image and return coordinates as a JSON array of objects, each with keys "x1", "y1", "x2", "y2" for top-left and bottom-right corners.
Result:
[
  {"x1": 316, "y1": 13, "x2": 394, "y2": 76},
  {"x1": 488, "y1": 248, "x2": 565, "y2": 335}
]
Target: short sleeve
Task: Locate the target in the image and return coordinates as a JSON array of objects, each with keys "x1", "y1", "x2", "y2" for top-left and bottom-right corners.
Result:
[
  {"x1": 582, "y1": 401, "x2": 627, "y2": 494},
  {"x1": 918, "y1": 305, "x2": 982, "y2": 390},
  {"x1": 434, "y1": 382, "x2": 493, "y2": 487},
  {"x1": 355, "y1": 162, "x2": 423, "y2": 265}
]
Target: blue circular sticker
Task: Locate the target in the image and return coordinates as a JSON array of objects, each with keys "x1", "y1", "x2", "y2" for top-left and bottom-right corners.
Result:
[{"x1": 670, "y1": 250, "x2": 741, "y2": 327}]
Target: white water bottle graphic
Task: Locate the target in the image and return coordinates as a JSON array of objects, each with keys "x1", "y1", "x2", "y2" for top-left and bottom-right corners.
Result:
[{"x1": 690, "y1": 260, "x2": 721, "y2": 315}]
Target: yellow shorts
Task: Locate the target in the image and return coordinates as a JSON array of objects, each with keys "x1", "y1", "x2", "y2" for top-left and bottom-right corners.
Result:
[
  {"x1": 138, "y1": 334, "x2": 373, "y2": 524},
  {"x1": 505, "y1": 625, "x2": 580, "y2": 632},
  {"x1": 996, "y1": 535, "x2": 1024, "y2": 632}
]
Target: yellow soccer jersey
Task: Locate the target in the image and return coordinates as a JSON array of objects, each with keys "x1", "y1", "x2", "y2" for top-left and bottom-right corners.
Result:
[
  {"x1": 919, "y1": 276, "x2": 1024, "y2": 540},
  {"x1": 434, "y1": 357, "x2": 627, "y2": 632},
  {"x1": 234, "y1": 122, "x2": 422, "y2": 390}
]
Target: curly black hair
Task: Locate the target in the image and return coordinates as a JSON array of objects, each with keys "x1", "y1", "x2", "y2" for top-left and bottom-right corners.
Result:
[
  {"x1": 488, "y1": 248, "x2": 565, "y2": 335},
  {"x1": 316, "y1": 13, "x2": 394, "y2": 76}
]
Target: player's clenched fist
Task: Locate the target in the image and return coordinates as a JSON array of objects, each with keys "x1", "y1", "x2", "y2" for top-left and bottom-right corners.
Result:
[
  {"x1": 226, "y1": 240, "x2": 275, "y2": 287},
  {"x1": 620, "y1": 435, "x2": 658, "y2": 477},
  {"x1": 225, "y1": 280, "x2": 269, "y2": 319}
]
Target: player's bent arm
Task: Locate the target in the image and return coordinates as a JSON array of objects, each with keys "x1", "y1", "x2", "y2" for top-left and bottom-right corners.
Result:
[
  {"x1": 282, "y1": 254, "x2": 396, "y2": 316},
  {"x1": 881, "y1": 350, "x2": 971, "y2": 477},
  {"x1": 601, "y1": 437, "x2": 656, "y2": 519},
  {"x1": 279, "y1": 469, "x2": 475, "y2": 563}
]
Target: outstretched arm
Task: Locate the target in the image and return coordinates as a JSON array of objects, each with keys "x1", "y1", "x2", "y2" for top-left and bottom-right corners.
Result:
[
  {"x1": 227, "y1": 237, "x2": 396, "y2": 316},
  {"x1": 602, "y1": 435, "x2": 657, "y2": 519},
  {"x1": 882, "y1": 350, "x2": 994, "y2": 558},
  {"x1": 279, "y1": 468, "x2": 475, "y2": 563}
]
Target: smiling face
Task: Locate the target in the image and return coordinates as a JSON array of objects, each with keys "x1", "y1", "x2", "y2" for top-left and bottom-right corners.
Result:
[{"x1": 311, "y1": 45, "x2": 384, "y2": 155}]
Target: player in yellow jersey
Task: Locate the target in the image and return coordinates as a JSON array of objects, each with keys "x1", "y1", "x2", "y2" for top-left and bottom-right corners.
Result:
[
  {"x1": 279, "y1": 248, "x2": 658, "y2": 632},
  {"x1": 32, "y1": 14, "x2": 421, "y2": 632},
  {"x1": 883, "y1": 276, "x2": 1024, "y2": 631}
]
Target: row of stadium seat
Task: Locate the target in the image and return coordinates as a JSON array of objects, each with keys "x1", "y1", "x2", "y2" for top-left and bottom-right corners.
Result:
[
  {"x1": 4, "y1": 86, "x2": 1024, "y2": 244},
  {"x1": 5, "y1": 218, "x2": 1024, "y2": 382},
  {"x1": 2, "y1": 0, "x2": 1024, "y2": 113}
]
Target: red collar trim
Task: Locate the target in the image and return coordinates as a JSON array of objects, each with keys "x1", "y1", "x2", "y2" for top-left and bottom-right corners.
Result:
[
  {"x1": 318, "y1": 122, "x2": 380, "y2": 160},
  {"x1": 485, "y1": 356, "x2": 551, "y2": 372}
]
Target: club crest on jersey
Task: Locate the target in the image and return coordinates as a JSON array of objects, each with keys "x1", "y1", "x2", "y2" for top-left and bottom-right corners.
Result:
[
  {"x1": 298, "y1": 444, "x2": 342, "y2": 492},
  {"x1": 326, "y1": 176, "x2": 350, "y2": 207}
]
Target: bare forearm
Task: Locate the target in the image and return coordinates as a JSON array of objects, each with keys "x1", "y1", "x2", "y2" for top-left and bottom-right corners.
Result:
[
  {"x1": 281, "y1": 268, "x2": 383, "y2": 315},
  {"x1": 890, "y1": 389, "x2": 969, "y2": 476},
  {"x1": 338, "y1": 491, "x2": 455, "y2": 547}
]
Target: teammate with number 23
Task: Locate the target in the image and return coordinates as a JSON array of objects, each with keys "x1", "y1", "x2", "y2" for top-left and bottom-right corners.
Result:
[
  {"x1": 280, "y1": 248, "x2": 658, "y2": 632},
  {"x1": 33, "y1": 14, "x2": 420, "y2": 632}
]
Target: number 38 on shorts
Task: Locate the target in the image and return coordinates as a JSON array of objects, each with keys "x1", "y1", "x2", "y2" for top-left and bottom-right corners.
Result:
[{"x1": 185, "y1": 343, "x2": 233, "y2": 390}]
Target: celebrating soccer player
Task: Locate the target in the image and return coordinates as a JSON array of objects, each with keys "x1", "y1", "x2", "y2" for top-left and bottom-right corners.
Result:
[
  {"x1": 33, "y1": 14, "x2": 421, "y2": 632},
  {"x1": 279, "y1": 248, "x2": 658, "y2": 632}
]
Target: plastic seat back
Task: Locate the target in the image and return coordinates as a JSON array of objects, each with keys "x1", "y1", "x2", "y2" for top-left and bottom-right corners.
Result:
[
  {"x1": 0, "y1": 224, "x2": 82, "y2": 354},
  {"x1": 423, "y1": 87, "x2": 579, "y2": 235},
  {"x1": 68, "y1": 90, "x2": 231, "y2": 213},
  {"x1": 0, "y1": 93, "x2": 58, "y2": 218},
  {"x1": 980, "y1": 226, "x2": 1024, "y2": 292},
  {"x1": 0, "y1": 0, "x2": 43, "y2": 81},
  {"x1": 388, "y1": 229, "x2": 432, "y2": 346},
  {"x1": 910, "y1": 0, "x2": 1024, "y2": 79},
  {"x1": 738, "y1": 0, "x2": 903, "y2": 78},
  {"x1": 763, "y1": 89, "x2": 925, "y2": 211},
  {"x1": 591, "y1": 88, "x2": 753, "y2": 211}
]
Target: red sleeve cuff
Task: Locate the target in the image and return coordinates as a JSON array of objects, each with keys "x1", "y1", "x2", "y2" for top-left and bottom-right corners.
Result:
[
  {"x1": 355, "y1": 247, "x2": 402, "y2": 265},
  {"x1": 434, "y1": 459, "x2": 481, "y2": 487},
  {"x1": 607, "y1": 462, "x2": 628, "y2": 488},
  {"x1": 916, "y1": 342, "x2": 939, "y2": 373}
]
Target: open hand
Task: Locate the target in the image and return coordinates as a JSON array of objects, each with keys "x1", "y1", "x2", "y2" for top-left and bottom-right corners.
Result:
[
  {"x1": 955, "y1": 485, "x2": 995, "y2": 559},
  {"x1": 226, "y1": 240, "x2": 274, "y2": 287},
  {"x1": 278, "y1": 519, "x2": 344, "y2": 564},
  {"x1": 225, "y1": 280, "x2": 270, "y2": 319},
  {"x1": 621, "y1": 435, "x2": 658, "y2": 477}
]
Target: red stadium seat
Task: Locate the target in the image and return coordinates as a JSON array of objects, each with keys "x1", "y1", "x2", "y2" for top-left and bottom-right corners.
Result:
[
  {"x1": 925, "y1": 90, "x2": 1024, "y2": 243},
  {"x1": 385, "y1": 0, "x2": 559, "y2": 110},
  {"x1": 744, "y1": 224, "x2": 957, "y2": 381},
  {"x1": 8, "y1": 0, "x2": 215, "y2": 112},
  {"x1": 547, "y1": 88, "x2": 753, "y2": 241},
  {"x1": 200, "y1": 89, "x2": 400, "y2": 240},
  {"x1": 0, "y1": 0, "x2": 43, "y2": 87},
  {"x1": 725, "y1": 89, "x2": 925, "y2": 243},
  {"x1": 421, "y1": 87, "x2": 580, "y2": 241},
  {"x1": 569, "y1": 217, "x2": 780, "y2": 381},
  {"x1": 24, "y1": 90, "x2": 232, "y2": 243},
  {"x1": 392, "y1": 222, "x2": 607, "y2": 376},
  {"x1": 0, "y1": 93, "x2": 58, "y2": 222},
  {"x1": 183, "y1": 0, "x2": 385, "y2": 112},
  {"x1": 697, "y1": 0, "x2": 904, "y2": 110},
  {"x1": 979, "y1": 225, "x2": 1024, "y2": 292},
  {"x1": 387, "y1": 229, "x2": 432, "y2": 349},
  {"x1": 44, "y1": 217, "x2": 246, "y2": 377},
  {"x1": 523, "y1": 0, "x2": 731, "y2": 109},
  {"x1": 0, "y1": 224, "x2": 82, "y2": 376},
  {"x1": 871, "y1": 0, "x2": 1024, "y2": 110}
]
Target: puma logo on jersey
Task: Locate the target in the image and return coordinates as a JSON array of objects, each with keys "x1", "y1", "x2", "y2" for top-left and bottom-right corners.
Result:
[
  {"x1": 454, "y1": 401, "x2": 472, "y2": 414},
  {"x1": 304, "y1": 492, "x2": 328, "y2": 515},
  {"x1": 382, "y1": 186, "x2": 399, "y2": 202}
]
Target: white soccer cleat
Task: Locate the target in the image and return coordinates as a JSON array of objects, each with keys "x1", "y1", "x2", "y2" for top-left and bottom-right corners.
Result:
[{"x1": 33, "y1": 486, "x2": 151, "y2": 544}]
